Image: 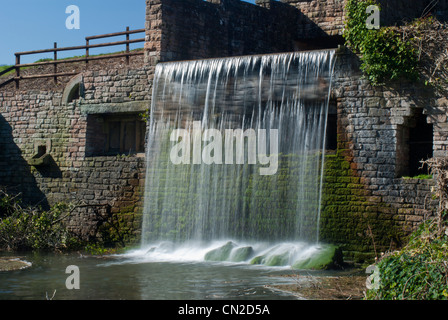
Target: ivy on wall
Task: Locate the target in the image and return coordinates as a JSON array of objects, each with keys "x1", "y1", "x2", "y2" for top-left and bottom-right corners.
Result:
[{"x1": 343, "y1": 0, "x2": 419, "y2": 85}]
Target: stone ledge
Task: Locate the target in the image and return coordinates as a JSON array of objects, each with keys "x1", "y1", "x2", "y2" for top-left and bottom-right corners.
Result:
[{"x1": 79, "y1": 100, "x2": 150, "y2": 115}]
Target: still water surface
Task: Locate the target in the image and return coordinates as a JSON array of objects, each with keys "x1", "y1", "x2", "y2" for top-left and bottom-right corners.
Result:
[{"x1": 0, "y1": 251, "x2": 305, "y2": 300}]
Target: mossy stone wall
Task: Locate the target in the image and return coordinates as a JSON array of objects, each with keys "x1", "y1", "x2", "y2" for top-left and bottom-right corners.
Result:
[{"x1": 319, "y1": 51, "x2": 439, "y2": 265}]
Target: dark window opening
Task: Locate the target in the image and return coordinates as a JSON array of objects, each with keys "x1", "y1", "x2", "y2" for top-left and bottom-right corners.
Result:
[
  {"x1": 37, "y1": 145, "x2": 47, "y2": 157},
  {"x1": 396, "y1": 108, "x2": 433, "y2": 177},
  {"x1": 86, "y1": 113, "x2": 146, "y2": 156},
  {"x1": 408, "y1": 110, "x2": 433, "y2": 176}
]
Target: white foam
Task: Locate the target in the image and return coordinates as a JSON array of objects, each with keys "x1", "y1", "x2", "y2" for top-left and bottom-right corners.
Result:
[{"x1": 121, "y1": 240, "x2": 321, "y2": 268}]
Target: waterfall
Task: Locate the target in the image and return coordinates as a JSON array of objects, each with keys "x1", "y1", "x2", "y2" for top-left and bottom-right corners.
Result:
[{"x1": 140, "y1": 50, "x2": 336, "y2": 265}]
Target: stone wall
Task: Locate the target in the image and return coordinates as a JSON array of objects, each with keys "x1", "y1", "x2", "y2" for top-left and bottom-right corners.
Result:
[
  {"x1": 282, "y1": 0, "x2": 345, "y2": 38},
  {"x1": 144, "y1": 0, "x2": 448, "y2": 65},
  {"x1": 0, "y1": 65, "x2": 153, "y2": 244},
  {"x1": 145, "y1": 0, "x2": 303, "y2": 64},
  {"x1": 283, "y1": 0, "x2": 447, "y2": 38},
  {"x1": 319, "y1": 50, "x2": 441, "y2": 263}
]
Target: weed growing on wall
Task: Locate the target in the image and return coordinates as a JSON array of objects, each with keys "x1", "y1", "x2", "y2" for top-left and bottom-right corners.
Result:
[
  {"x1": 401, "y1": 16, "x2": 448, "y2": 93},
  {"x1": 344, "y1": 0, "x2": 419, "y2": 85}
]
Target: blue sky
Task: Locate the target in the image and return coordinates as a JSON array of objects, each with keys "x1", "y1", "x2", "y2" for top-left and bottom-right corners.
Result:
[{"x1": 0, "y1": 0, "x2": 257, "y2": 65}]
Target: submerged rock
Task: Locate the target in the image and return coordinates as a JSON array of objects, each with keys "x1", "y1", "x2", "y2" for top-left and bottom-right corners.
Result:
[
  {"x1": 265, "y1": 252, "x2": 290, "y2": 266},
  {"x1": 230, "y1": 246, "x2": 254, "y2": 262},
  {"x1": 204, "y1": 241, "x2": 236, "y2": 261},
  {"x1": 250, "y1": 252, "x2": 289, "y2": 266},
  {"x1": 0, "y1": 258, "x2": 32, "y2": 272},
  {"x1": 292, "y1": 244, "x2": 343, "y2": 270},
  {"x1": 250, "y1": 244, "x2": 294, "y2": 266},
  {"x1": 145, "y1": 247, "x2": 156, "y2": 254},
  {"x1": 250, "y1": 255, "x2": 264, "y2": 265}
]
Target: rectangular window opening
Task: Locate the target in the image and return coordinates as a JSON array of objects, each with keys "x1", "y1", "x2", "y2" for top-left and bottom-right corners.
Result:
[
  {"x1": 86, "y1": 113, "x2": 146, "y2": 157},
  {"x1": 396, "y1": 108, "x2": 433, "y2": 178}
]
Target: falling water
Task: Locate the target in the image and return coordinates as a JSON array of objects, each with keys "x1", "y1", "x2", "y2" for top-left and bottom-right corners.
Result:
[{"x1": 140, "y1": 50, "x2": 336, "y2": 266}]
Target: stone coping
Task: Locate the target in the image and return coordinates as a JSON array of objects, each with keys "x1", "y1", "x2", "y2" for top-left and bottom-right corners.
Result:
[{"x1": 79, "y1": 100, "x2": 150, "y2": 115}]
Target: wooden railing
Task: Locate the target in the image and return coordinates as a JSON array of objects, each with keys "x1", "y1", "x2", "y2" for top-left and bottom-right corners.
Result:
[{"x1": 0, "y1": 27, "x2": 145, "y2": 89}]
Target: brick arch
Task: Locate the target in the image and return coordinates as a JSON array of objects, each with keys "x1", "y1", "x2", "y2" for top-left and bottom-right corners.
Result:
[{"x1": 62, "y1": 74, "x2": 83, "y2": 105}]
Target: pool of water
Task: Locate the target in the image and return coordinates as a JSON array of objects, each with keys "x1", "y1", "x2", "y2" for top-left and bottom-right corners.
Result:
[{"x1": 0, "y1": 251, "x2": 310, "y2": 300}]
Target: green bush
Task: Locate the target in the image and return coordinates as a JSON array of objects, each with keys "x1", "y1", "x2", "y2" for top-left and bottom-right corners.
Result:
[
  {"x1": 0, "y1": 190, "x2": 83, "y2": 252},
  {"x1": 344, "y1": 0, "x2": 419, "y2": 85},
  {"x1": 367, "y1": 220, "x2": 448, "y2": 300}
]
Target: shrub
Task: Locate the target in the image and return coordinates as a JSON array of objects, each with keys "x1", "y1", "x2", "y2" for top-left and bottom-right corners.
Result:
[
  {"x1": 0, "y1": 190, "x2": 83, "y2": 252},
  {"x1": 366, "y1": 220, "x2": 448, "y2": 300}
]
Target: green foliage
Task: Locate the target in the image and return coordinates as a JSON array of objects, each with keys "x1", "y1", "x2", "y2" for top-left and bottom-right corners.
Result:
[
  {"x1": 344, "y1": 0, "x2": 419, "y2": 85},
  {"x1": 366, "y1": 220, "x2": 448, "y2": 300},
  {"x1": 139, "y1": 109, "x2": 150, "y2": 122},
  {"x1": 0, "y1": 190, "x2": 83, "y2": 252},
  {"x1": 402, "y1": 174, "x2": 433, "y2": 180},
  {"x1": 83, "y1": 243, "x2": 124, "y2": 255}
]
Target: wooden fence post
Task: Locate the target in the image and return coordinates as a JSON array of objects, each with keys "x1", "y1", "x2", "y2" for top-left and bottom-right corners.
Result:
[
  {"x1": 15, "y1": 54, "x2": 20, "y2": 89},
  {"x1": 126, "y1": 26, "x2": 130, "y2": 65},
  {"x1": 86, "y1": 38, "x2": 89, "y2": 69},
  {"x1": 54, "y1": 42, "x2": 58, "y2": 84}
]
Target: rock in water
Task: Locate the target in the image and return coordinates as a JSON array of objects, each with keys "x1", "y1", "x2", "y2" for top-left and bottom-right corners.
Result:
[
  {"x1": 0, "y1": 258, "x2": 32, "y2": 271},
  {"x1": 204, "y1": 242, "x2": 236, "y2": 261},
  {"x1": 265, "y1": 252, "x2": 290, "y2": 266},
  {"x1": 292, "y1": 244, "x2": 343, "y2": 270},
  {"x1": 230, "y1": 246, "x2": 254, "y2": 262}
]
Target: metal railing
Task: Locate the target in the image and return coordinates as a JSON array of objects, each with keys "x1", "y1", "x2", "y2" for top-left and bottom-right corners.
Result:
[{"x1": 0, "y1": 27, "x2": 145, "y2": 89}]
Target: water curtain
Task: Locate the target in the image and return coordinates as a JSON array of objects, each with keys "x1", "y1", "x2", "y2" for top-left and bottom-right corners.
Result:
[{"x1": 142, "y1": 50, "x2": 336, "y2": 246}]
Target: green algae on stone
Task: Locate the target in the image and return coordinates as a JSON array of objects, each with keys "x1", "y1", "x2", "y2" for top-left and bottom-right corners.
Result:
[
  {"x1": 230, "y1": 246, "x2": 254, "y2": 262},
  {"x1": 292, "y1": 244, "x2": 343, "y2": 270},
  {"x1": 204, "y1": 241, "x2": 236, "y2": 261}
]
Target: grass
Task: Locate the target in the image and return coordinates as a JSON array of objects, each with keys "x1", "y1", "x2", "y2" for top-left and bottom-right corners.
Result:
[
  {"x1": 0, "y1": 65, "x2": 14, "y2": 76},
  {"x1": 402, "y1": 174, "x2": 433, "y2": 180}
]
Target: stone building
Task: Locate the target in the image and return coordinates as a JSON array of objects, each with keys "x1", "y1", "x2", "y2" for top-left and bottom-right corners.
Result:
[{"x1": 0, "y1": 0, "x2": 447, "y2": 263}]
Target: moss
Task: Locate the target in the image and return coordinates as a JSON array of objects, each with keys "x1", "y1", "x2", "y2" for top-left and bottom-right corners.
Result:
[
  {"x1": 265, "y1": 253, "x2": 290, "y2": 266},
  {"x1": 292, "y1": 245, "x2": 343, "y2": 270},
  {"x1": 204, "y1": 241, "x2": 236, "y2": 261},
  {"x1": 320, "y1": 151, "x2": 405, "y2": 264},
  {"x1": 402, "y1": 174, "x2": 433, "y2": 180},
  {"x1": 98, "y1": 205, "x2": 142, "y2": 248},
  {"x1": 250, "y1": 255, "x2": 264, "y2": 265},
  {"x1": 230, "y1": 246, "x2": 254, "y2": 262}
]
